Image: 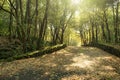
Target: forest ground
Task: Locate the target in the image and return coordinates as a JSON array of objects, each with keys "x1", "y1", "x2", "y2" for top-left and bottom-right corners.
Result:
[{"x1": 0, "y1": 46, "x2": 120, "y2": 80}]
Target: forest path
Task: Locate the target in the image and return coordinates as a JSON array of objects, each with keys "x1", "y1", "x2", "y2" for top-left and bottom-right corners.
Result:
[{"x1": 0, "y1": 46, "x2": 120, "y2": 80}]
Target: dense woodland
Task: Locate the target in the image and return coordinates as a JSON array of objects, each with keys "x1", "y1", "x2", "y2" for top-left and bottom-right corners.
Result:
[
  {"x1": 0, "y1": 0, "x2": 120, "y2": 79},
  {"x1": 0, "y1": 0, "x2": 76, "y2": 52},
  {"x1": 78, "y1": 0, "x2": 120, "y2": 45},
  {"x1": 0, "y1": 0, "x2": 120, "y2": 58}
]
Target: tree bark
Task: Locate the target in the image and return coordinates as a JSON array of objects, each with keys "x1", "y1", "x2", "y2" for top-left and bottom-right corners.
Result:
[
  {"x1": 101, "y1": 23, "x2": 107, "y2": 42},
  {"x1": 34, "y1": 0, "x2": 38, "y2": 38},
  {"x1": 103, "y1": 9, "x2": 111, "y2": 42},
  {"x1": 115, "y1": 2, "x2": 119, "y2": 43},
  {"x1": 37, "y1": 0, "x2": 50, "y2": 48},
  {"x1": 9, "y1": 7, "x2": 13, "y2": 41}
]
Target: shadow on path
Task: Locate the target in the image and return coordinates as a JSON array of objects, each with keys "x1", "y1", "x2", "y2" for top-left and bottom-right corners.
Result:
[{"x1": 0, "y1": 46, "x2": 120, "y2": 80}]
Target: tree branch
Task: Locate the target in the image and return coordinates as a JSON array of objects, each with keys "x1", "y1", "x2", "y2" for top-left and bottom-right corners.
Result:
[{"x1": 0, "y1": 0, "x2": 15, "y2": 17}]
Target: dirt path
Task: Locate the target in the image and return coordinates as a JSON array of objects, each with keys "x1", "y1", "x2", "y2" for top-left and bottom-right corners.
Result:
[{"x1": 0, "y1": 46, "x2": 120, "y2": 80}]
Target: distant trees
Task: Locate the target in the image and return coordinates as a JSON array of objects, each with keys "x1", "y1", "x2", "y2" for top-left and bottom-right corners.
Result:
[
  {"x1": 112, "y1": 0, "x2": 119, "y2": 43},
  {"x1": 49, "y1": 0, "x2": 74, "y2": 45},
  {"x1": 1, "y1": 0, "x2": 119, "y2": 51},
  {"x1": 78, "y1": 0, "x2": 120, "y2": 45}
]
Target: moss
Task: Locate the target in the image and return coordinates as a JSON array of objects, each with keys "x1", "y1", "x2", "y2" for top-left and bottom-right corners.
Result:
[
  {"x1": 6, "y1": 44, "x2": 66, "y2": 61},
  {"x1": 87, "y1": 43, "x2": 120, "y2": 57}
]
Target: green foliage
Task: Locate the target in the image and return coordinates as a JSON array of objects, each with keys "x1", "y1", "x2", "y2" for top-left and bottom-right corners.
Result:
[
  {"x1": 88, "y1": 43, "x2": 120, "y2": 57},
  {"x1": 0, "y1": 0, "x2": 119, "y2": 54},
  {"x1": 0, "y1": 12, "x2": 9, "y2": 36},
  {"x1": 0, "y1": 49, "x2": 14, "y2": 59},
  {"x1": 6, "y1": 44, "x2": 66, "y2": 61},
  {"x1": 0, "y1": 47, "x2": 22, "y2": 59}
]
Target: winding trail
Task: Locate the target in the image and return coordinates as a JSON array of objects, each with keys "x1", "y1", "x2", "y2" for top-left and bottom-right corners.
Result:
[{"x1": 0, "y1": 46, "x2": 120, "y2": 80}]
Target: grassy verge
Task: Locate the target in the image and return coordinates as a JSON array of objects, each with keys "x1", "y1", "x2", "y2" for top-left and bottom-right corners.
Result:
[
  {"x1": 86, "y1": 43, "x2": 120, "y2": 57},
  {"x1": 3, "y1": 44, "x2": 66, "y2": 61}
]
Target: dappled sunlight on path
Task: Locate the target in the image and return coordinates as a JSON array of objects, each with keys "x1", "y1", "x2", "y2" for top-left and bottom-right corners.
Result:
[{"x1": 0, "y1": 46, "x2": 120, "y2": 80}]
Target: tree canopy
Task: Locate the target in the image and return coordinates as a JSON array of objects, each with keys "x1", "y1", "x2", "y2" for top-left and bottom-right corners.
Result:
[{"x1": 0, "y1": 0, "x2": 120, "y2": 52}]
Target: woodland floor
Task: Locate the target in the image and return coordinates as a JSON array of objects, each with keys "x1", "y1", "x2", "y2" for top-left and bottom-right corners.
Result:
[{"x1": 0, "y1": 46, "x2": 120, "y2": 80}]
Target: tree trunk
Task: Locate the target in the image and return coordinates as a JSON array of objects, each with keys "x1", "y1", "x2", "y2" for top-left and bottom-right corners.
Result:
[
  {"x1": 91, "y1": 22, "x2": 95, "y2": 43},
  {"x1": 95, "y1": 24, "x2": 98, "y2": 43},
  {"x1": 37, "y1": 0, "x2": 50, "y2": 48},
  {"x1": 103, "y1": 9, "x2": 111, "y2": 42},
  {"x1": 101, "y1": 23, "x2": 107, "y2": 42},
  {"x1": 60, "y1": 29, "x2": 64, "y2": 44},
  {"x1": 34, "y1": 0, "x2": 38, "y2": 38},
  {"x1": 19, "y1": 0, "x2": 27, "y2": 52},
  {"x1": 26, "y1": 0, "x2": 31, "y2": 41},
  {"x1": 115, "y1": 2, "x2": 119, "y2": 43},
  {"x1": 9, "y1": 6, "x2": 13, "y2": 41}
]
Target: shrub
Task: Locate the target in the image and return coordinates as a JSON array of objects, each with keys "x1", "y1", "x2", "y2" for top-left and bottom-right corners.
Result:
[{"x1": 0, "y1": 48, "x2": 14, "y2": 59}]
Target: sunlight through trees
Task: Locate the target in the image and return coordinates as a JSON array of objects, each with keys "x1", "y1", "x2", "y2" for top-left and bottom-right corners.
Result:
[
  {"x1": 71, "y1": 0, "x2": 81, "y2": 5},
  {"x1": 0, "y1": 0, "x2": 120, "y2": 80},
  {"x1": 0, "y1": 0, "x2": 120, "y2": 56}
]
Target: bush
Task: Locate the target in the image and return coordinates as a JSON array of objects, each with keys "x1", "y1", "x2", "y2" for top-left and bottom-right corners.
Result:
[{"x1": 0, "y1": 47, "x2": 23, "y2": 60}]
